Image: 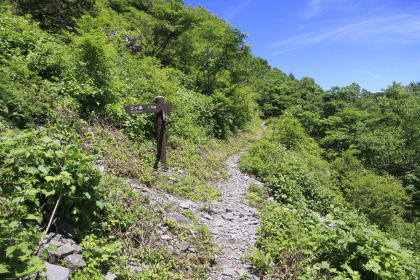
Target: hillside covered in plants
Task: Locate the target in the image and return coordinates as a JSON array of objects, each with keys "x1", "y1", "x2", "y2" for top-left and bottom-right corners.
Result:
[{"x1": 1, "y1": 0, "x2": 419, "y2": 279}]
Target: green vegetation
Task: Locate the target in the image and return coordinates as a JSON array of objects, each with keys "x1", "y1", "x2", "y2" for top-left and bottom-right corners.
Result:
[
  {"x1": 246, "y1": 183, "x2": 267, "y2": 209},
  {"x1": 241, "y1": 85, "x2": 420, "y2": 278},
  {"x1": 1, "y1": 0, "x2": 419, "y2": 278}
]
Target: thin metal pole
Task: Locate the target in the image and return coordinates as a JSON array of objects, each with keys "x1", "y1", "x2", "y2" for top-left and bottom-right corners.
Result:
[{"x1": 155, "y1": 96, "x2": 167, "y2": 169}]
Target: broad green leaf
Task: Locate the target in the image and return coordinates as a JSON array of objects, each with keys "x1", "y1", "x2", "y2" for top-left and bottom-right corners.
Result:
[
  {"x1": 15, "y1": 262, "x2": 31, "y2": 277},
  {"x1": 41, "y1": 183, "x2": 56, "y2": 196},
  {"x1": 43, "y1": 249, "x2": 49, "y2": 258},
  {"x1": 0, "y1": 263, "x2": 9, "y2": 274},
  {"x1": 12, "y1": 197, "x2": 23, "y2": 204},
  {"x1": 347, "y1": 236, "x2": 356, "y2": 243},
  {"x1": 26, "y1": 167, "x2": 40, "y2": 174},
  {"x1": 38, "y1": 165, "x2": 49, "y2": 174},
  {"x1": 62, "y1": 174, "x2": 71, "y2": 185},
  {"x1": 5, "y1": 245, "x2": 16, "y2": 257},
  {"x1": 319, "y1": 261, "x2": 330, "y2": 269},
  {"x1": 77, "y1": 176, "x2": 84, "y2": 186},
  {"x1": 41, "y1": 136, "x2": 53, "y2": 143},
  {"x1": 96, "y1": 201, "x2": 105, "y2": 210},
  {"x1": 326, "y1": 214, "x2": 334, "y2": 220},
  {"x1": 93, "y1": 247, "x2": 104, "y2": 253},
  {"x1": 9, "y1": 221, "x2": 19, "y2": 228},
  {"x1": 28, "y1": 255, "x2": 45, "y2": 269},
  {"x1": 49, "y1": 244, "x2": 57, "y2": 251},
  {"x1": 27, "y1": 188, "x2": 39, "y2": 196},
  {"x1": 367, "y1": 259, "x2": 382, "y2": 274},
  {"x1": 45, "y1": 176, "x2": 54, "y2": 182},
  {"x1": 84, "y1": 192, "x2": 91, "y2": 199},
  {"x1": 25, "y1": 214, "x2": 42, "y2": 223}
]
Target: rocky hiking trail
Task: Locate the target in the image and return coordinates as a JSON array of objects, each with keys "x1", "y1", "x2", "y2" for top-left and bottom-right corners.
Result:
[{"x1": 130, "y1": 150, "x2": 264, "y2": 279}]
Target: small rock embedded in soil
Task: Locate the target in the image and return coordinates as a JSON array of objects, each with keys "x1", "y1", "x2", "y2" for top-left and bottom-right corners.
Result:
[
  {"x1": 222, "y1": 213, "x2": 235, "y2": 221},
  {"x1": 161, "y1": 234, "x2": 170, "y2": 240},
  {"x1": 177, "y1": 241, "x2": 190, "y2": 252},
  {"x1": 222, "y1": 267, "x2": 237, "y2": 276},
  {"x1": 180, "y1": 202, "x2": 190, "y2": 209},
  {"x1": 204, "y1": 214, "x2": 213, "y2": 220}
]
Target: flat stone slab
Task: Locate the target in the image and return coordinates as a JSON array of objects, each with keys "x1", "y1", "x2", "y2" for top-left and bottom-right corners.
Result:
[
  {"x1": 177, "y1": 241, "x2": 190, "y2": 252},
  {"x1": 64, "y1": 254, "x2": 87, "y2": 270},
  {"x1": 214, "y1": 219, "x2": 224, "y2": 226},
  {"x1": 55, "y1": 243, "x2": 74, "y2": 258},
  {"x1": 222, "y1": 267, "x2": 237, "y2": 276},
  {"x1": 161, "y1": 234, "x2": 170, "y2": 240},
  {"x1": 72, "y1": 244, "x2": 83, "y2": 254},
  {"x1": 222, "y1": 213, "x2": 235, "y2": 221},
  {"x1": 43, "y1": 262, "x2": 70, "y2": 280},
  {"x1": 248, "y1": 227, "x2": 257, "y2": 235},
  {"x1": 180, "y1": 202, "x2": 190, "y2": 209}
]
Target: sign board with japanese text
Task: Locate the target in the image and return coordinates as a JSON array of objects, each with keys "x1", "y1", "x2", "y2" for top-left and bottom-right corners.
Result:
[{"x1": 124, "y1": 103, "x2": 172, "y2": 114}]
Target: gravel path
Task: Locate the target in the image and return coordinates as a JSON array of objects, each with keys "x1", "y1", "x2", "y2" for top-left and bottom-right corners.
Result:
[
  {"x1": 128, "y1": 151, "x2": 264, "y2": 279},
  {"x1": 206, "y1": 152, "x2": 262, "y2": 279}
]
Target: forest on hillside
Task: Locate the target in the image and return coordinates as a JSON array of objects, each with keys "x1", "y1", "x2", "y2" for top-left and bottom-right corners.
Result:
[{"x1": 1, "y1": 0, "x2": 419, "y2": 279}]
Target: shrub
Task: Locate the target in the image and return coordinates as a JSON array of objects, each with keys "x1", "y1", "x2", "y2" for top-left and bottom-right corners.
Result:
[
  {"x1": 68, "y1": 31, "x2": 118, "y2": 115},
  {"x1": 256, "y1": 202, "x2": 420, "y2": 279},
  {"x1": 0, "y1": 12, "x2": 63, "y2": 128},
  {"x1": 0, "y1": 129, "x2": 107, "y2": 277},
  {"x1": 341, "y1": 171, "x2": 409, "y2": 229}
]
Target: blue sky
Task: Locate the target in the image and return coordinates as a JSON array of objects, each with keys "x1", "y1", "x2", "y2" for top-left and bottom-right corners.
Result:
[{"x1": 183, "y1": 0, "x2": 420, "y2": 93}]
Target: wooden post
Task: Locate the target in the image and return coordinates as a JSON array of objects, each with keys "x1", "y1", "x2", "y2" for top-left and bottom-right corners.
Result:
[
  {"x1": 123, "y1": 97, "x2": 171, "y2": 169},
  {"x1": 155, "y1": 96, "x2": 167, "y2": 169}
]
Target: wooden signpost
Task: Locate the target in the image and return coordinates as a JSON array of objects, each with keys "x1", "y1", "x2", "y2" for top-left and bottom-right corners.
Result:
[{"x1": 124, "y1": 96, "x2": 172, "y2": 169}]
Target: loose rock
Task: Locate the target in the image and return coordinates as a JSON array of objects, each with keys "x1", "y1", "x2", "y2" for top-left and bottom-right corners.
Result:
[
  {"x1": 177, "y1": 241, "x2": 190, "y2": 252},
  {"x1": 64, "y1": 254, "x2": 87, "y2": 271},
  {"x1": 42, "y1": 262, "x2": 70, "y2": 280},
  {"x1": 55, "y1": 243, "x2": 74, "y2": 258}
]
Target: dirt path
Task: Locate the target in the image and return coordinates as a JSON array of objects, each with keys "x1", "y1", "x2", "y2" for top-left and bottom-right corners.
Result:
[
  {"x1": 128, "y1": 150, "x2": 264, "y2": 279},
  {"x1": 206, "y1": 152, "x2": 262, "y2": 279}
]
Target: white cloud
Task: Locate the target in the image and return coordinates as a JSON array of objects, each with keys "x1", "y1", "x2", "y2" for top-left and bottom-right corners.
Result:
[
  {"x1": 302, "y1": 0, "x2": 322, "y2": 18},
  {"x1": 224, "y1": 0, "x2": 254, "y2": 21},
  {"x1": 415, "y1": 57, "x2": 420, "y2": 68},
  {"x1": 270, "y1": 12, "x2": 420, "y2": 52},
  {"x1": 368, "y1": 72, "x2": 380, "y2": 79},
  {"x1": 301, "y1": 0, "x2": 350, "y2": 19}
]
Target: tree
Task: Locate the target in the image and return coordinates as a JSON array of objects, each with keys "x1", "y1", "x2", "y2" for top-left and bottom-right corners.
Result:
[{"x1": 14, "y1": 0, "x2": 95, "y2": 33}]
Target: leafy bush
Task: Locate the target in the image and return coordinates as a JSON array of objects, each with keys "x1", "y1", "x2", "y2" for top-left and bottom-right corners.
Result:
[
  {"x1": 168, "y1": 88, "x2": 213, "y2": 142},
  {"x1": 0, "y1": 129, "x2": 107, "y2": 277},
  {"x1": 14, "y1": 0, "x2": 96, "y2": 33},
  {"x1": 0, "y1": 11, "x2": 43, "y2": 55},
  {"x1": 242, "y1": 117, "x2": 420, "y2": 278},
  {"x1": 240, "y1": 125, "x2": 341, "y2": 214},
  {"x1": 0, "y1": 12, "x2": 64, "y2": 128},
  {"x1": 267, "y1": 112, "x2": 317, "y2": 151},
  {"x1": 341, "y1": 171, "x2": 409, "y2": 229},
  {"x1": 0, "y1": 129, "x2": 107, "y2": 221},
  {"x1": 67, "y1": 31, "x2": 118, "y2": 115},
  {"x1": 256, "y1": 202, "x2": 420, "y2": 279}
]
